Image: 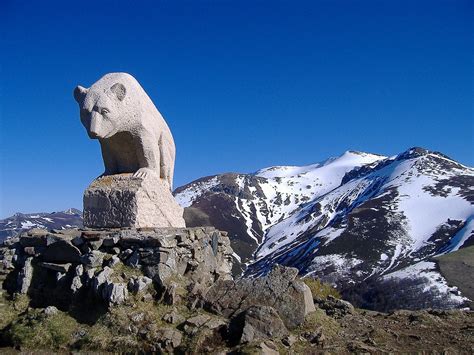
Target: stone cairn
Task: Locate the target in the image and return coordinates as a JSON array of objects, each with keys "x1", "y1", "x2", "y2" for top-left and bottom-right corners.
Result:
[{"x1": 1, "y1": 227, "x2": 234, "y2": 307}]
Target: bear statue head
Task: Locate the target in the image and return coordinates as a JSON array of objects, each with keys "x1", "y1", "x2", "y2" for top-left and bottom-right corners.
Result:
[{"x1": 74, "y1": 82, "x2": 127, "y2": 140}]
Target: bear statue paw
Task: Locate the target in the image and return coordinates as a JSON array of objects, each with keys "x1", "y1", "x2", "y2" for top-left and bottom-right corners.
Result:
[{"x1": 133, "y1": 168, "x2": 156, "y2": 179}]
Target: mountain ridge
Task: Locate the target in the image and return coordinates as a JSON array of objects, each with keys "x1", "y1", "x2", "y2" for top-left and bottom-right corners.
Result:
[{"x1": 175, "y1": 146, "x2": 474, "y2": 309}]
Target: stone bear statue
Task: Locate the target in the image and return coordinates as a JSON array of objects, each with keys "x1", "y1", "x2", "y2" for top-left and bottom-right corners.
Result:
[{"x1": 74, "y1": 72, "x2": 176, "y2": 189}]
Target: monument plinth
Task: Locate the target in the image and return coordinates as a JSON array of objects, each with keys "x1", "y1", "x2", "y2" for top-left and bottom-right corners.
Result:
[
  {"x1": 83, "y1": 174, "x2": 185, "y2": 228},
  {"x1": 74, "y1": 72, "x2": 185, "y2": 228}
]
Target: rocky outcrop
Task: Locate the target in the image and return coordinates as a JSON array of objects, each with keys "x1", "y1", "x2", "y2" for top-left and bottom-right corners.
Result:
[
  {"x1": 230, "y1": 305, "x2": 289, "y2": 344},
  {"x1": 204, "y1": 264, "x2": 315, "y2": 329}
]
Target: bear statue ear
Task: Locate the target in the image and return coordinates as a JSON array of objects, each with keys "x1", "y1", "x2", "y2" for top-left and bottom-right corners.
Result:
[
  {"x1": 73, "y1": 85, "x2": 88, "y2": 103},
  {"x1": 110, "y1": 83, "x2": 127, "y2": 101}
]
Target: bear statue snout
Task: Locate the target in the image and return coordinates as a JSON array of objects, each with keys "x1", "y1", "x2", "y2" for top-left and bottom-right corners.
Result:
[
  {"x1": 88, "y1": 130, "x2": 100, "y2": 139},
  {"x1": 89, "y1": 113, "x2": 103, "y2": 138}
]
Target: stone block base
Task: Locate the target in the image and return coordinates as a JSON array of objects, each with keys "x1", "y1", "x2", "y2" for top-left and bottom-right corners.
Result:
[{"x1": 83, "y1": 173, "x2": 185, "y2": 228}]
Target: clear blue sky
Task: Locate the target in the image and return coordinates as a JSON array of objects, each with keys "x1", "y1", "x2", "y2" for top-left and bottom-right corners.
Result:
[{"x1": 0, "y1": 0, "x2": 473, "y2": 218}]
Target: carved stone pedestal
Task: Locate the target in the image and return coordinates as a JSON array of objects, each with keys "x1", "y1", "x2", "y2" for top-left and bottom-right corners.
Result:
[{"x1": 83, "y1": 173, "x2": 185, "y2": 228}]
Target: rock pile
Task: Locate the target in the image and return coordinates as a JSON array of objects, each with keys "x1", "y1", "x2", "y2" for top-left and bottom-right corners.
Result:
[{"x1": 1, "y1": 226, "x2": 233, "y2": 306}]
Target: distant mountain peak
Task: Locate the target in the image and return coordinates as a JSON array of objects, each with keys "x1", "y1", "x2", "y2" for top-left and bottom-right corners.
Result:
[{"x1": 62, "y1": 208, "x2": 82, "y2": 215}]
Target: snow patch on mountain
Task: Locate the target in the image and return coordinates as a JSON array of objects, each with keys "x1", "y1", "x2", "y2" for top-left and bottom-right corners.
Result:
[
  {"x1": 384, "y1": 261, "x2": 468, "y2": 304},
  {"x1": 175, "y1": 176, "x2": 219, "y2": 207}
]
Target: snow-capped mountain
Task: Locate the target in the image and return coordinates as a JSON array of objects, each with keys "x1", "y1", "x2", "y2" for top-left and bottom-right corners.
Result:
[
  {"x1": 175, "y1": 147, "x2": 474, "y2": 308},
  {"x1": 0, "y1": 208, "x2": 83, "y2": 241}
]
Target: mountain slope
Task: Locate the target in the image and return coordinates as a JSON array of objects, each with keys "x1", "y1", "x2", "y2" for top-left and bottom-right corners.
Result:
[
  {"x1": 175, "y1": 147, "x2": 474, "y2": 308},
  {"x1": 0, "y1": 209, "x2": 83, "y2": 242},
  {"x1": 175, "y1": 151, "x2": 385, "y2": 268}
]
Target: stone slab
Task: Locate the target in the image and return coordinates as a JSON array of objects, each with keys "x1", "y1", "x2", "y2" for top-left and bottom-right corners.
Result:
[{"x1": 83, "y1": 173, "x2": 185, "y2": 228}]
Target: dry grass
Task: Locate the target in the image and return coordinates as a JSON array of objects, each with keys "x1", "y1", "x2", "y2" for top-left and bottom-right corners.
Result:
[{"x1": 302, "y1": 277, "x2": 341, "y2": 299}]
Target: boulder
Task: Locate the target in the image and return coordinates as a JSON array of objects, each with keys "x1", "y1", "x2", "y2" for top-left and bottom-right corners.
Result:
[
  {"x1": 153, "y1": 328, "x2": 183, "y2": 352},
  {"x1": 231, "y1": 305, "x2": 288, "y2": 344},
  {"x1": 92, "y1": 266, "x2": 114, "y2": 294},
  {"x1": 81, "y1": 250, "x2": 105, "y2": 268},
  {"x1": 162, "y1": 308, "x2": 185, "y2": 324},
  {"x1": 44, "y1": 306, "x2": 59, "y2": 316},
  {"x1": 128, "y1": 276, "x2": 153, "y2": 293},
  {"x1": 102, "y1": 281, "x2": 128, "y2": 305},
  {"x1": 163, "y1": 282, "x2": 180, "y2": 305},
  {"x1": 204, "y1": 265, "x2": 315, "y2": 329},
  {"x1": 41, "y1": 240, "x2": 82, "y2": 263},
  {"x1": 185, "y1": 314, "x2": 211, "y2": 328}
]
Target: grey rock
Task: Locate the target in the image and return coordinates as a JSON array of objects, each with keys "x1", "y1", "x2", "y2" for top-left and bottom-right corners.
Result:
[
  {"x1": 233, "y1": 306, "x2": 288, "y2": 344},
  {"x1": 282, "y1": 334, "x2": 297, "y2": 347},
  {"x1": 44, "y1": 306, "x2": 59, "y2": 316},
  {"x1": 107, "y1": 255, "x2": 121, "y2": 268},
  {"x1": 41, "y1": 240, "x2": 82, "y2": 263},
  {"x1": 204, "y1": 317, "x2": 227, "y2": 330},
  {"x1": 17, "y1": 257, "x2": 33, "y2": 294},
  {"x1": 19, "y1": 233, "x2": 47, "y2": 248},
  {"x1": 256, "y1": 341, "x2": 280, "y2": 355},
  {"x1": 81, "y1": 250, "x2": 105, "y2": 268},
  {"x1": 162, "y1": 308, "x2": 185, "y2": 324},
  {"x1": 71, "y1": 275, "x2": 83, "y2": 293},
  {"x1": 125, "y1": 250, "x2": 140, "y2": 268},
  {"x1": 74, "y1": 264, "x2": 84, "y2": 277},
  {"x1": 39, "y1": 262, "x2": 71, "y2": 273},
  {"x1": 120, "y1": 248, "x2": 133, "y2": 259},
  {"x1": 130, "y1": 312, "x2": 145, "y2": 323},
  {"x1": 302, "y1": 327, "x2": 325, "y2": 345},
  {"x1": 86, "y1": 267, "x2": 96, "y2": 280},
  {"x1": 89, "y1": 240, "x2": 103, "y2": 250},
  {"x1": 154, "y1": 327, "x2": 183, "y2": 352},
  {"x1": 157, "y1": 235, "x2": 177, "y2": 248},
  {"x1": 102, "y1": 236, "x2": 119, "y2": 247},
  {"x1": 185, "y1": 314, "x2": 211, "y2": 328},
  {"x1": 52, "y1": 228, "x2": 82, "y2": 237},
  {"x1": 92, "y1": 266, "x2": 114, "y2": 293},
  {"x1": 83, "y1": 175, "x2": 185, "y2": 229},
  {"x1": 144, "y1": 263, "x2": 173, "y2": 287},
  {"x1": 204, "y1": 264, "x2": 315, "y2": 329},
  {"x1": 163, "y1": 282, "x2": 180, "y2": 305},
  {"x1": 1, "y1": 250, "x2": 14, "y2": 270},
  {"x1": 102, "y1": 281, "x2": 128, "y2": 305},
  {"x1": 128, "y1": 276, "x2": 152, "y2": 293}
]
